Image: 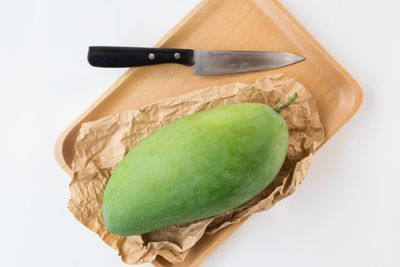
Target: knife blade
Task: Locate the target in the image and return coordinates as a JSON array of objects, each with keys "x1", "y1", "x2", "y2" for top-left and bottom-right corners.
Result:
[{"x1": 88, "y1": 46, "x2": 304, "y2": 76}]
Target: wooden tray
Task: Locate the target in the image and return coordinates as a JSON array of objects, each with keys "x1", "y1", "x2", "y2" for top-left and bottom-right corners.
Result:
[{"x1": 54, "y1": 0, "x2": 363, "y2": 266}]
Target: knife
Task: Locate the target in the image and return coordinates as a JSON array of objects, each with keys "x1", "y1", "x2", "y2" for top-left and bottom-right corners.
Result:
[{"x1": 87, "y1": 46, "x2": 304, "y2": 76}]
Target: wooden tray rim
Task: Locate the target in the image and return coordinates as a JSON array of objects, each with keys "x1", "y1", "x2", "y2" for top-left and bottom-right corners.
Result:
[{"x1": 54, "y1": 0, "x2": 363, "y2": 265}]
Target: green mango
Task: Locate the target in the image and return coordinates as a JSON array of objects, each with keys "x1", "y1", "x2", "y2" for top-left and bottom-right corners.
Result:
[{"x1": 103, "y1": 103, "x2": 289, "y2": 236}]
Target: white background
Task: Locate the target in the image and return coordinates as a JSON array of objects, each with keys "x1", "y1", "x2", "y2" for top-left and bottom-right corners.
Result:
[{"x1": 0, "y1": 0, "x2": 398, "y2": 266}]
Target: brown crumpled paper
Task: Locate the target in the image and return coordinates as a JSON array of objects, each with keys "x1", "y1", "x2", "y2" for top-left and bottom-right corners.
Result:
[{"x1": 68, "y1": 73, "x2": 324, "y2": 264}]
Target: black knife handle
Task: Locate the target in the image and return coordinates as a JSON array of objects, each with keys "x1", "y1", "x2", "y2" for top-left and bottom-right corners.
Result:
[{"x1": 88, "y1": 46, "x2": 194, "y2": 68}]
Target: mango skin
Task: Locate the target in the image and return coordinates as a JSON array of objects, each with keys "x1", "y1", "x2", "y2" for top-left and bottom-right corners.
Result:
[{"x1": 103, "y1": 103, "x2": 289, "y2": 236}]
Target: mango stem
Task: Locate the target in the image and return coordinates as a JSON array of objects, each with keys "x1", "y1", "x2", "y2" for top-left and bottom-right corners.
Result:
[{"x1": 274, "y1": 93, "x2": 298, "y2": 113}]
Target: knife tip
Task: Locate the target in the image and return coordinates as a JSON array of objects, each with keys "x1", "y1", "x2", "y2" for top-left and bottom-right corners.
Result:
[{"x1": 294, "y1": 54, "x2": 305, "y2": 62}]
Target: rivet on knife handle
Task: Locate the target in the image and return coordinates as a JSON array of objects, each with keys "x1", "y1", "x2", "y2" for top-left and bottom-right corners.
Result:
[{"x1": 87, "y1": 46, "x2": 194, "y2": 68}]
